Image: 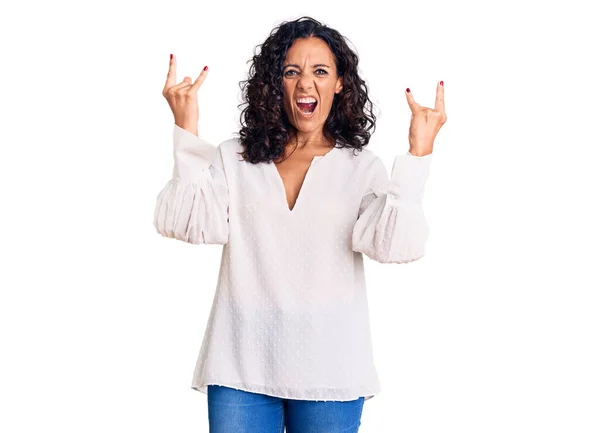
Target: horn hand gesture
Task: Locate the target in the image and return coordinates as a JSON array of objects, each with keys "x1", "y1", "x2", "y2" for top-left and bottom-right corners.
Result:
[
  {"x1": 405, "y1": 81, "x2": 447, "y2": 157},
  {"x1": 162, "y1": 54, "x2": 209, "y2": 137}
]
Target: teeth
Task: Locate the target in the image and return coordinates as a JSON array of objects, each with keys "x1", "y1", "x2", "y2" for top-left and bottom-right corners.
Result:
[{"x1": 296, "y1": 97, "x2": 317, "y2": 103}]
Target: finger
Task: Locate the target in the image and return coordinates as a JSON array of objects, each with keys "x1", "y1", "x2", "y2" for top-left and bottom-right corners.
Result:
[
  {"x1": 167, "y1": 77, "x2": 193, "y2": 93},
  {"x1": 190, "y1": 66, "x2": 209, "y2": 93},
  {"x1": 405, "y1": 87, "x2": 418, "y2": 113},
  {"x1": 434, "y1": 81, "x2": 445, "y2": 114},
  {"x1": 163, "y1": 54, "x2": 177, "y2": 93}
]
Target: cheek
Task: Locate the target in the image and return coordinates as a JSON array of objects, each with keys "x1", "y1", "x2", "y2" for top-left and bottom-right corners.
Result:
[
  {"x1": 317, "y1": 84, "x2": 337, "y2": 105},
  {"x1": 317, "y1": 94, "x2": 334, "y2": 112},
  {"x1": 282, "y1": 87, "x2": 295, "y2": 109}
]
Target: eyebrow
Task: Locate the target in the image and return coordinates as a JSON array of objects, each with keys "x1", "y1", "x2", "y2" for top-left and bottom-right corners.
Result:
[{"x1": 283, "y1": 63, "x2": 330, "y2": 69}]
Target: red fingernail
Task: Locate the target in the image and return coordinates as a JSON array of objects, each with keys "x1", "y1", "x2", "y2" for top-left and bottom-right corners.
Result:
[
  {"x1": 203, "y1": 65, "x2": 208, "y2": 71},
  {"x1": 170, "y1": 54, "x2": 173, "y2": 60},
  {"x1": 440, "y1": 80, "x2": 444, "y2": 86},
  {"x1": 406, "y1": 88, "x2": 410, "y2": 93}
]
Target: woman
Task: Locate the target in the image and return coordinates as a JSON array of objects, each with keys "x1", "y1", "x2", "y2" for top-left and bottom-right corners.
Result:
[{"x1": 154, "y1": 16, "x2": 446, "y2": 433}]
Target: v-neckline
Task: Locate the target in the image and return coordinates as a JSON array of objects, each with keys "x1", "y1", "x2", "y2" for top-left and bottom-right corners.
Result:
[{"x1": 269, "y1": 144, "x2": 339, "y2": 213}]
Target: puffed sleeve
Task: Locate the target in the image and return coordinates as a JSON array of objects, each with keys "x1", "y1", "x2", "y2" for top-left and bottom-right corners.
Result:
[
  {"x1": 153, "y1": 124, "x2": 229, "y2": 245},
  {"x1": 351, "y1": 151, "x2": 433, "y2": 263}
]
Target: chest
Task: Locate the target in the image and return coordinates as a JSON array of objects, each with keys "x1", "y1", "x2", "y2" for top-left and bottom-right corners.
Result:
[
  {"x1": 227, "y1": 144, "x2": 365, "y2": 221},
  {"x1": 273, "y1": 156, "x2": 316, "y2": 212}
]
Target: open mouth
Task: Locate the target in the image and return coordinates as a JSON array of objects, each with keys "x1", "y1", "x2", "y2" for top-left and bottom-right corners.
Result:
[{"x1": 296, "y1": 99, "x2": 318, "y2": 116}]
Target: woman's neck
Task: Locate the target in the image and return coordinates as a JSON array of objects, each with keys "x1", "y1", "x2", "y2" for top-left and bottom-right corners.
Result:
[{"x1": 287, "y1": 131, "x2": 335, "y2": 150}]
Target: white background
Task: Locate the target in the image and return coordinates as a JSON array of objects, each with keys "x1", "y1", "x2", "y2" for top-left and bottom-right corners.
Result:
[{"x1": 1, "y1": 0, "x2": 599, "y2": 432}]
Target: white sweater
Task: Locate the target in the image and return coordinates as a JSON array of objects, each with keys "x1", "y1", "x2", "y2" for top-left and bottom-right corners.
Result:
[{"x1": 154, "y1": 124, "x2": 433, "y2": 402}]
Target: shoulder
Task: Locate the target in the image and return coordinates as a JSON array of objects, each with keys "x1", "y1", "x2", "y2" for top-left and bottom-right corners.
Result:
[
  {"x1": 214, "y1": 136, "x2": 243, "y2": 161},
  {"x1": 215, "y1": 136, "x2": 241, "y2": 152},
  {"x1": 337, "y1": 146, "x2": 384, "y2": 174},
  {"x1": 335, "y1": 146, "x2": 388, "y2": 196}
]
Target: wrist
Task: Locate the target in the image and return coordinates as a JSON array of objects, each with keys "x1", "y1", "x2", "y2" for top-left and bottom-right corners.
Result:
[
  {"x1": 408, "y1": 149, "x2": 432, "y2": 157},
  {"x1": 174, "y1": 119, "x2": 198, "y2": 137}
]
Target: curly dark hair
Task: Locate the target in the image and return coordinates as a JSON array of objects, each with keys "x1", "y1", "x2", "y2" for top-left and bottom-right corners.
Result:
[{"x1": 235, "y1": 16, "x2": 378, "y2": 164}]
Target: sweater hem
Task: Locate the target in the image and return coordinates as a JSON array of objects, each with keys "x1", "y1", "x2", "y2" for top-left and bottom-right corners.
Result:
[{"x1": 191, "y1": 379, "x2": 378, "y2": 402}]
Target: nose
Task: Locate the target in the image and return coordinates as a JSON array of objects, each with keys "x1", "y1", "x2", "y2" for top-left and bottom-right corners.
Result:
[{"x1": 298, "y1": 75, "x2": 313, "y2": 91}]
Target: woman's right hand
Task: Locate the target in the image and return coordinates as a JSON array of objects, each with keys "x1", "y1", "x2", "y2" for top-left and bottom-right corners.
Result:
[{"x1": 162, "y1": 54, "x2": 209, "y2": 136}]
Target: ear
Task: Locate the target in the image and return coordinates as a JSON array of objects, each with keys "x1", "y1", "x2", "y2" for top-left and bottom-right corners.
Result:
[{"x1": 335, "y1": 76, "x2": 343, "y2": 94}]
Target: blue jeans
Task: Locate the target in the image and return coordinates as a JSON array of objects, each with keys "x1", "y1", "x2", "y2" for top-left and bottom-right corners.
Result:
[{"x1": 207, "y1": 384, "x2": 365, "y2": 432}]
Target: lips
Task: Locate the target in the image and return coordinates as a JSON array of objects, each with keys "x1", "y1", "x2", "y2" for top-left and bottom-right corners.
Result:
[{"x1": 296, "y1": 100, "x2": 318, "y2": 115}]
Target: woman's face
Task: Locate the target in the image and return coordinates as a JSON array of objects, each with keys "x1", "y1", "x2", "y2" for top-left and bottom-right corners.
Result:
[{"x1": 281, "y1": 37, "x2": 343, "y2": 138}]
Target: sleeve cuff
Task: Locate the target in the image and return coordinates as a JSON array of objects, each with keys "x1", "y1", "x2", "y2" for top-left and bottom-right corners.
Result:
[
  {"x1": 172, "y1": 123, "x2": 219, "y2": 180},
  {"x1": 387, "y1": 152, "x2": 433, "y2": 204}
]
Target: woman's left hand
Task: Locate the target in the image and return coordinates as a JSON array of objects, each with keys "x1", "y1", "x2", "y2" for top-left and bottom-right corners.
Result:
[{"x1": 405, "y1": 81, "x2": 447, "y2": 156}]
